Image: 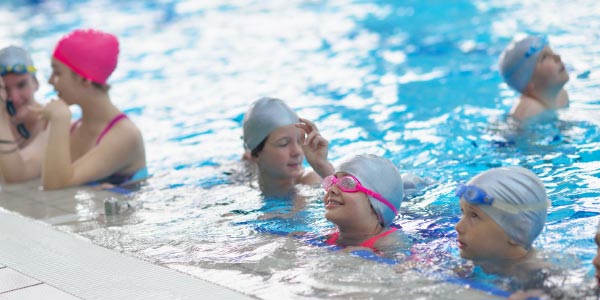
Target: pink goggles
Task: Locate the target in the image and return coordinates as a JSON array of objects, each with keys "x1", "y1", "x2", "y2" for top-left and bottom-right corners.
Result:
[{"x1": 322, "y1": 174, "x2": 397, "y2": 214}]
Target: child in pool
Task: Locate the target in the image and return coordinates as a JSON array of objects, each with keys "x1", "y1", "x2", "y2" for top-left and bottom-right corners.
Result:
[
  {"x1": 35, "y1": 29, "x2": 147, "y2": 189},
  {"x1": 455, "y1": 166, "x2": 551, "y2": 281},
  {"x1": 499, "y1": 35, "x2": 569, "y2": 122},
  {"x1": 242, "y1": 97, "x2": 334, "y2": 198},
  {"x1": 323, "y1": 154, "x2": 406, "y2": 254}
]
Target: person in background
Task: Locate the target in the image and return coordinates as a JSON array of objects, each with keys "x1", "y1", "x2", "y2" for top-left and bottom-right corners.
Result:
[
  {"x1": 499, "y1": 35, "x2": 569, "y2": 122},
  {"x1": 242, "y1": 97, "x2": 334, "y2": 198},
  {"x1": 323, "y1": 154, "x2": 407, "y2": 255},
  {"x1": 36, "y1": 28, "x2": 146, "y2": 190},
  {"x1": 0, "y1": 46, "x2": 48, "y2": 183}
]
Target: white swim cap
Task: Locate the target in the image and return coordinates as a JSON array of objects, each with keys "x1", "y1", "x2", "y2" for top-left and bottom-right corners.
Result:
[
  {"x1": 463, "y1": 166, "x2": 549, "y2": 249},
  {"x1": 337, "y1": 154, "x2": 404, "y2": 227},
  {"x1": 242, "y1": 97, "x2": 299, "y2": 151},
  {"x1": 499, "y1": 35, "x2": 548, "y2": 92},
  {"x1": 0, "y1": 45, "x2": 37, "y2": 74}
]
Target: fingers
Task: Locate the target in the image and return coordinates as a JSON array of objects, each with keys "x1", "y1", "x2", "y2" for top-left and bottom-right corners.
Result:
[{"x1": 296, "y1": 117, "x2": 319, "y2": 134}]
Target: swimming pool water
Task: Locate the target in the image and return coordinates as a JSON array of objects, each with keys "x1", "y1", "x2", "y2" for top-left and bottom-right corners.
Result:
[{"x1": 2, "y1": 0, "x2": 600, "y2": 298}]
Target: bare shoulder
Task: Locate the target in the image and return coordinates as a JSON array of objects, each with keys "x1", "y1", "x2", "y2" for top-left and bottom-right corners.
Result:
[
  {"x1": 510, "y1": 96, "x2": 546, "y2": 121},
  {"x1": 297, "y1": 168, "x2": 320, "y2": 185}
]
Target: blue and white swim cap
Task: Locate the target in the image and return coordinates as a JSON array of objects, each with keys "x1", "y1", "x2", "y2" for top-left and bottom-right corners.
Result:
[
  {"x1": 337, "y1": 154, "x2": 404, "y2": 227},
  {"x1": 465, "y1": 166, "x2": 549, "y2": 250},
  {"x1": 242, "y1": 97, "x2": 299, "y2": 151},
  {"x1": 499, "y1": 35, "x2": 548, "y2": 92}
]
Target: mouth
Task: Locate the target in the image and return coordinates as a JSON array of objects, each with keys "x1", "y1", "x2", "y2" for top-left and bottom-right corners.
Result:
[
  {"x1": 457, "y1": 240, "x2": 466, "y2": 249},
  {"x1": 325, "y1": 198, "x2": 343, "y2": 209},
  {"x1": 287, "y1": 162, "x2": 301, "y2": 169}
]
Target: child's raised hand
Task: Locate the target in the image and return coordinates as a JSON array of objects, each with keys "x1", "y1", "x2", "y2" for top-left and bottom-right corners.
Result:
[
  {"x1": 296, "y1": 117, "x2": 334, "y2": 177},
  {"x1": 31, "y1": 99, "x2": 71, "y2": 123}
]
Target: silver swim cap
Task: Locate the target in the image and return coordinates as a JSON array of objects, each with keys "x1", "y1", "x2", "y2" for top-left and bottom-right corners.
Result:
[
  {"x1": 499, "y1": 35, "x2": 548, "y2": 92},
  {"x1": 242, "y1": 97, "x2": 299, "y2": 151},
  {"x1": 463, "y1": 166, "x2": 549, "y2": 249},
  {"x1": 0, "y1": 45, "x2": 36, "y2": 74},
  {"x1": 337, "y1": 154, "x2": 404, "y2": 227}
]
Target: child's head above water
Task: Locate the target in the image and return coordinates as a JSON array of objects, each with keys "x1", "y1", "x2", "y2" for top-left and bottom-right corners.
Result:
[
  {"x1": 499, "y1": 35, "x2": 549, "y2": 93},
  {"x1": 242, "y1": 97, "x2": 299, "y2": 154},
  {"x1": 455, "y1": 166, "x2": 549, "y2": 261},
  {"x1": 324, "y1": 154, "x2": 404, "y2": 227},
  {"x1": 52, "y1": 28, "x2": 119, "y2": 86}
]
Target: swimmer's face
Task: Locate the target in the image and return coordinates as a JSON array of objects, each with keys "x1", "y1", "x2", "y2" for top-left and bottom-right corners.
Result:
[
  {"x1": 593, "y1": 233, "x2": 600, "y2": 285},
  {"x1": 48, "y1": 58, "x2": 80, "y2": 104},
  {"x1": 252, "y1": 124, "x2": 304, "y2": 180},
  {"x1": 455, "y1": 200, "x2": 512, "y2": 261},
  {"x1": 530, "y1": 46, "x2": 569, "y2": 90},
  {"x1": 323, "y1": 172, "x2": 378, "y2": 228},
  {"x1": 2, "y1": 72, "x2": 38, "y2": 109}
]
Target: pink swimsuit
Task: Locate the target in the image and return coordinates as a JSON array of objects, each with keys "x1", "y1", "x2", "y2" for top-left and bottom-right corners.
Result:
[
  {"x1": 71, "y1": 113, "x2": 147, "y2": 185},
  {"x1": 326, "y1": 227, "x2": 398, "y2": 250}
]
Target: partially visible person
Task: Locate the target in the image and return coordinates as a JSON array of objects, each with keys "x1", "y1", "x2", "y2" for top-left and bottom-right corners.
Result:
[
  {"x1": 36, "y1": 28, "x2": 146, "y2": 190},
  {"x1": 455, "y1": 166, "x2": 551, "y2": 284},
  {"x1": 593, "y1": 221, "x2": 600, "y2": 286},
  {"x1": 0, "y1": 46, "x2": 48, "y2": 183},
  {"x1": 242, "y1": 97, "x2": 334, "y2": 198},
  {"x1": 323, "y1": 154, "x2": 407, "y2": 255},
  {"x1": 499, "y1": 35, "x2": 569, "y2": 122}
]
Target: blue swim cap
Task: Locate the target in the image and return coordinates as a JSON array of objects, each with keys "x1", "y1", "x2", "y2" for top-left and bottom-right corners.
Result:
[
  {"x1": 337, "y1": 154, "x2": 404, "y2": 227},
  {"x1": 499, "y1": 35, "x2": 548, "y2": 92},
  {"x1": 464, "y1": 166, "x2": 549, "y2": 249}
]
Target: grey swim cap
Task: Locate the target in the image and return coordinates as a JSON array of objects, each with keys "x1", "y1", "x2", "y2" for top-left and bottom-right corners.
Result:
[
  {"x1": 499, "y1": 35, "x2": 548, "y2": 92},
  {"x1": 242, "y1": 97, "x2": 299, "y2": 151},
  {"x1": 465, "y1": 166, "x2": 549, "y2": 249},
  {"x1": 337, "y1": 154, "x2": 404, "y2": 227},
  {"x1": 0, "y1": 46, "x2": 36, "y2": 74}
]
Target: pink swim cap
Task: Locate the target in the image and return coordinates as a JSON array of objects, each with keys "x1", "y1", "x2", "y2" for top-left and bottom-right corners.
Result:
[{"x1": 52, "y1": 29, "x2": 119, "y2": 85}]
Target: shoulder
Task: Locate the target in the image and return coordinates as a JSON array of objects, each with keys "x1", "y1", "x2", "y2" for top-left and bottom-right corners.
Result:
[
  {"x1": 297, "y1": 168, "x2": 320, "y2": 185},
  {"x1": 510, "y1": 95, "x2": 546, "y2": 121}
]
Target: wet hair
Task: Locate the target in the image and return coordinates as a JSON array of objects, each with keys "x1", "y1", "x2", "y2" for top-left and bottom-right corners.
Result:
[{"x1": 250, "y1": 137, "x2": 267, "y2": 157}]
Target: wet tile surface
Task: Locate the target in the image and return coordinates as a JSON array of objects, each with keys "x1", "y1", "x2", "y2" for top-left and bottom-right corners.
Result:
[
  {"x1": 0, "y1": 284, "x2": 81, "y2": 300},
  {"x1": 0, "y1": 268, "x2": 40, "y2": 293}
]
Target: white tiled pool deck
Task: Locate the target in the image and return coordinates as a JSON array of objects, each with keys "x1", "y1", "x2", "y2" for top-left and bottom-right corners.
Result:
[{"x1": 0, "y1": 180, "x2": 254, "y2": 300}]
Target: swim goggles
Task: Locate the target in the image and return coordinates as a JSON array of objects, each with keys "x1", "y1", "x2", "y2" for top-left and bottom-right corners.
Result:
[
  {"x1": 322, "y1": 174, "x2": 397, "y2": 214},
  {"x1": 502, "y1": 35, "x2": 548, "y2": 80},
  {"x1": 5, "y1": 100, "x2": 30, "y2": 139},
  {"x1": 0, "y1": 64, "x2": 37, "y2": 76},
  {"x1": 456, "y1": 184, "x2": 548, "y2": 214}
]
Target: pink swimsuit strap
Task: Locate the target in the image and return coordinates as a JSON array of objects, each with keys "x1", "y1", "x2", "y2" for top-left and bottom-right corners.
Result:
[
  {"x1": 69, "y1": 113, "x2": 128, "y2": 145},
  {"x1": 325, "y1": 227, "x2": 398, "y2": 249},
  {"x1": 96, "y1": 113, "x2": 127, "y2": 145}
]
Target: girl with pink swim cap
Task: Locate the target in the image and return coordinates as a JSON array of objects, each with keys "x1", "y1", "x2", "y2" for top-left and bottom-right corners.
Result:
[{"x1": 36, "y1": 28, "x2": 146, "y2": 190}]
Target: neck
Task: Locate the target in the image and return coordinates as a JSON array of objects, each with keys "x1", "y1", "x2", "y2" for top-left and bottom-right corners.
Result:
[
  {"x1": 336, "y1": 221, "x2": 384, "y2": 245},
  {"x1": 476, "y1": 247, "x2": 533, "y2": 275},
  {"x1": 257, "y1": 174, "x2": 296, "y2": 199},
  {"x1": 526, "y1": 86, "x2": 565, "y2": 109},
  {"x1": 78, "y1": 90, "x2": 119, "y2": 124}
]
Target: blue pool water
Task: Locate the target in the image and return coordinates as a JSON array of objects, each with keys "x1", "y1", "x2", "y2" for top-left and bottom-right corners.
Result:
[{"x1": 2, "y1": 0, "x2": 600, "y2": 298}]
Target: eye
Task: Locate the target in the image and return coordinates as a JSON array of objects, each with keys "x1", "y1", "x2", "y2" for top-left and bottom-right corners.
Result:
[{"x1": 470, "y1": 212, "x2": 478, "y2": 218}]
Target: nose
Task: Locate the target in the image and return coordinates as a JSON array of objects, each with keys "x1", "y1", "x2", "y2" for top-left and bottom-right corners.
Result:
[
  {"x1": 553, "y1": 53, "x2": 562, "y2": 62},
  {"x1": 455, "y1": 217, "x2": 465, "y2": 234},
  {"x1": 290, "y1": 140, "x2": 302, "y2": 157}
]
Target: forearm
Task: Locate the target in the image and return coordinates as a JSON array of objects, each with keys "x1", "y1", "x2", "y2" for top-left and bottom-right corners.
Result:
[
  {"x1": 42, "y1": 119, "x2": 72, "y2": 189},
  {"x1": 0, "y1": 120, "x2": 31, "y2": 182},
  {"x1": 309, "y1": 158, "x2": 334, "y2": 178}
]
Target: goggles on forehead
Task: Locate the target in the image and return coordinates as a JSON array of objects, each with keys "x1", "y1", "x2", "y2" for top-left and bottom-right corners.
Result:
[
  {"x1": 456, "y1": 184, "x2": 548, "y2": 214},
  {"x1": 0, "y1": 64, "x2": 37, "y2": 76},
  {"x1": 322, "y1": 174, "x2": 397, "y2": 214},
  {"x1": 503, "y1": 35, "x2": 548, "y2": 80}
]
